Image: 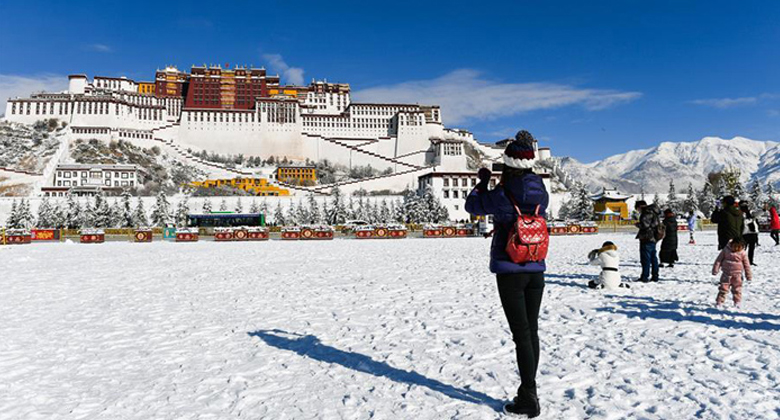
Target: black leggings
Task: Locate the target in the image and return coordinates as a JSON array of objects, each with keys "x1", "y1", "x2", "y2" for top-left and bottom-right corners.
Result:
[
  {"x1": 496, "y1": 272, "x2": 545, "y2": 391},
  {"x1": 772, "y1": 230, "x2": 780, "y2": 246},
  {"x1": 745, "y1": 234, "x2": 758, "y2": 264}
]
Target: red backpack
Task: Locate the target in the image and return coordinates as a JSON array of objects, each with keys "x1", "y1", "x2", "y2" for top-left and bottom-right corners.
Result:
[{"x1": 504, "y1": 187, "x2": 549, "y2": 263}]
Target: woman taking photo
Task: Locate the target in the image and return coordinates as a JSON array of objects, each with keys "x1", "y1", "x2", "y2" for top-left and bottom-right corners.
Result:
[{"x1": 465, "y1": 130, "x2": 549, "y2": 418}]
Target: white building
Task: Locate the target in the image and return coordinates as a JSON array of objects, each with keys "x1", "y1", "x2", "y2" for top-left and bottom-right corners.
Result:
[{"x1": 42, "y1": 164, "x2": 141, "y2": 197}]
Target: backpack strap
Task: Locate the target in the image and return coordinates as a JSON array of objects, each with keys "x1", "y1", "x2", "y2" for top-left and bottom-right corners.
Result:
[
  {"x1": 502, "y1": 185, "x2": 541, "y2": 217},
  {"x1": 502, "y1": 184, "x2": 523, "y2": 216}
]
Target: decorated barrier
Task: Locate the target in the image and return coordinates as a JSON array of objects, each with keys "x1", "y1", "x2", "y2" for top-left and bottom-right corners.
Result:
[
  {"x1": 567, "y1": 223, "x2": 582, "y2": 235},
  {"x1": 281, "y1": 227, "x2": 301, "y2": 240},
  {"x1": 374, "y1": 226, "x2": 389, "y2": 238},
  {"x1": 31, "y1": 229, "x2": 60, "y2": 241},
  {"x1": 214, "y1": 227, "x2": 234, "y2": 242},
  {"x1": 354, "y1": 226, "x2": 374, "y2": 239},
  {"x1": 456, "y1": 225, "x2": 474, "y2": 237},
  {"x1": 676, "y1": 219, "x2": 688, "y2": 231},
  {"x1": 581, "y1": 221, "x2": 599, "y2": 234},
  {"x1": 388, "y1": 224, "x2": 408, "y2": 239},
  {"x1": 246, "y1": 227, "x2": 269, "y2": 241},
  {"x1": 5, "y1": 229, "x2": 32, "y2": 245},
  {"x1": 549, "y1": 222, "x2": 568, "y2": 236},
  {"x1": 134, "y1": 228, "x2": 153, "y2": 243},
  {"x1": 442, "y1": 225, "x2": 457, "y2": 238},
  {"x1": 233, "y1": 227, "x2": 249, "y2": 241},
  {"x1": 301, "y1": 225, "x2": 334, "y2": 240},
  {"x1": 80, "y1": 229, "x2": 105, "y2": 244},
  {"x1": 423, "y1": 224, "x2": 443, "y2": 238},
  {"x1": 175, "y1": 228, "x2": 199, "y2": 242}
]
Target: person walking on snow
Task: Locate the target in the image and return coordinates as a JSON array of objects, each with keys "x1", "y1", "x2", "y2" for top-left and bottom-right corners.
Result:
[
  {"x1": 587, "y1": 241, "x2": 630, "y2": 289},
  {"x1": 712, "y1": 239, "x2": 752, "y2": 307},
  {"x1": 769, "y1": 205, "x2": 780, "y2": 246},
  {"x1": 687, "y1": 211, "x2": 697, "y2": 244},
  {"x1": 711, "y1": 195, "x2": 744, "y2": 250},
  {"x1": 740, "y1": 203, "x2": 759, "y2": 266},
  {"x1": 659, "y1": 209, "x2": 679, "y2": 268},
  {"x1": 465, "y1": 130, "x2": 549, "y2": 418},
  {"x1": 634, "y1": 200, "x2": 662, "y2": 282}
]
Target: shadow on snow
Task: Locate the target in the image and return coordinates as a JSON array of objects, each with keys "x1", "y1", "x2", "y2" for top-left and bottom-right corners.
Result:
[
  {"x1": 247, "y1": 329, "x2": 504, "y2": 411},
  {"x1": 596, "y1": 295, "x2": 780, "y2": 331}
]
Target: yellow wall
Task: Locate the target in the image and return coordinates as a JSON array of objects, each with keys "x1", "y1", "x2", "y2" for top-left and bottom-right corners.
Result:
[
  {"x1": 276, "y1": 168, "x2": 316, "y2": 184},
  {"x1": 593, "y1": 201, "x2": 629, "y2": 220},
  {"x1": 138, "y1": 83, "x2": 156, "y2": 95},
  {"x1": 190, "y1": 177, "x2": 290, "y2": 196}
]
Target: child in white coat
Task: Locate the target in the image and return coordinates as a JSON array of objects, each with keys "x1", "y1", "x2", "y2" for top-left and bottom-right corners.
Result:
[{"x1": 587, "y1": 241, "x2": 630, "y2": 289}]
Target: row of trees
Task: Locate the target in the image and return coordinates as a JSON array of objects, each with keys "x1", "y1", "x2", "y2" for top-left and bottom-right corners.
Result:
[
  {"x1": 3, "y1": 186, "x2": 450, "y2": 229},
  {"x1": 556, "y1": 170, "x2": 780, "y2": 221}
]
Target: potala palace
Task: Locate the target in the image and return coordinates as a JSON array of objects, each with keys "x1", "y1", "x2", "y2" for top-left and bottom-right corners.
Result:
[{"x1": 3, "y1": 65, "x2": 552, "y2": 220}]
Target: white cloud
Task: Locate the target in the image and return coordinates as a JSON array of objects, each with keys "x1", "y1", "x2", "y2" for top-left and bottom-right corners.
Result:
[
  {"x1": 262, "y1": 54, "x2": 305, "y2": 86},
  {"x1": 0, "y1": 74, "x2": 68, "y2": 114},
  {"x1": 352, "y1": 69, "x2": 641, "y2": 125},
  {"x1": 86, "y1": 43, "x2": 113, "y2": 53},
  {"x1": 689, "y1": 96, "x2": 758, "y2": 109}
]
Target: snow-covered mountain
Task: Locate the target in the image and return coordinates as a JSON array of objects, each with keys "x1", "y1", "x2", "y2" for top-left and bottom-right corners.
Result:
[{"x1": 555, "y1": 136, "x2": 780, "y2": 193}]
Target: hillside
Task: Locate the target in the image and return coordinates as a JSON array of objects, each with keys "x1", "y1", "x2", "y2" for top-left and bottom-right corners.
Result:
[
  {"x1": 69, "y1": 139, "x2": 205, "y2": 195},
  {"x1": 555, "y1": 136, "x2": 780, "y2": 193},
  {"x1": 0, "y1": 119, "x2": 65, "y2": 173}
]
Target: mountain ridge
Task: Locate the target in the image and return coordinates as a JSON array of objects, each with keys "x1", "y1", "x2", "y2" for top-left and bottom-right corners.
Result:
[{"x1": 553, "y1": 136, "x2": 780, "y2": 193}]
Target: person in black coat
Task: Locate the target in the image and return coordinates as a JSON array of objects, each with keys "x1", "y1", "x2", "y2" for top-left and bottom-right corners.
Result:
[{"x1": 659, "y1": 209, "x2": 679, "y2": 267}]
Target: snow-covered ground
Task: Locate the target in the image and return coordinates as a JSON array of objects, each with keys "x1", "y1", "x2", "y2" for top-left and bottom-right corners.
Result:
[{"x1": 1, "y1": 231, "x2": 778, "y2": 419}]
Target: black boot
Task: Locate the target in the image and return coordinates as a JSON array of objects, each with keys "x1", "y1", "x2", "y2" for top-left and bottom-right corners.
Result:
[{"x1": 504, "y1": 385, "x2": 540, "y2": 418}]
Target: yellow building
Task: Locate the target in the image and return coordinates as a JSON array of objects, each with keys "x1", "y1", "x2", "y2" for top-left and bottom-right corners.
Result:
[
  {"x1": 189, "y1": 177, "x2": 290, "y2": 196},
  {"x1": 138, "y1": 82, "x2": 156, "y2": 95},
  {"x1": 275, "y1": 165, "x2": 317, "y2": 185},
  {"x1": 591, "y1": 187, "x2": 632, "y2": 220}
]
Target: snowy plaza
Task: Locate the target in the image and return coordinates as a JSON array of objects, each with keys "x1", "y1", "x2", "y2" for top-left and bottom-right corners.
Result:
[{"x1": 0, "y1": 231, "x2": 778, "y2": 419}]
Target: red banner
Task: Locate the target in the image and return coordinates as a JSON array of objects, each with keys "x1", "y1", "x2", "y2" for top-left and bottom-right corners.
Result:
[{"x1": 31, "y1": 229, "x2": 59, "y2": 241}]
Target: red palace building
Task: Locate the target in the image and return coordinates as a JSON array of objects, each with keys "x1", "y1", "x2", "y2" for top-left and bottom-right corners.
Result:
[{"x1": 184, "y1": 65, "x2": 281, "y2": 110}]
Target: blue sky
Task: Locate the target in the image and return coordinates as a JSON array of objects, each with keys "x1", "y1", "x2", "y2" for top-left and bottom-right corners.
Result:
[{"x1": 1, "y1": 0, "x2": 778, "y2": 162}]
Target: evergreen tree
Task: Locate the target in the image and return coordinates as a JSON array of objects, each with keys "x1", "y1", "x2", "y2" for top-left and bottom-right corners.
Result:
[
  {"x1": 36, "y1": 195, "x2": 57, "y2": 228},
  {"x1": 91, "y1": 193, "x2": 112, "y2": 228},
  {"x1": 569, "y1": 183, "x2": 594, "y2": 221},
  {"x1": 748, "y1": 179, "x2": 765, "y2": 211},
  {"x1": 306, "y1": 194, "x2": 320, "y2": 224},
  {"x1": 652, "y1": 193, "x2": 666, "y2": 210},
  {"x1": 326, "y1": 187, "x2": 348, "y2": 225},
  {"x1": 259, "y1": 199, "x2": 269, "y2": 218},
  {"x1": 296, "y1": 198, "x2": 309, "y2": 224},
  {"x1": 6, "y1": 200, "x2": 19, "y2": 228},
  {"x1": 558, "y1": 196, "x2": 572, "y2": 220},
  {"x1": 378, "y1": 199, "x2": 391, "y2": 223},
  {"x1": 355, "y1": 196, "x2": 366, "y2": 221},
  {"x1": 767, "y1": 182, "x2": 778, "y2": 208},
  {"x1": 249, "y1": 199, "x2": 259, "y2": 214},
  {"x1": 666, "y1": 179, "x2": 680, "y2": 213},
  {"x1": 19, "y1": 199, "x2": 34, "y2": 228},
  {"x1": 109, "y1": 199, "x2": 123, "y2": 227},
  {"x1": 402, "y1": 188, "x2": 423, "y2": 223},
  {"x1": 235, "y1": 197, "x2": 244, "y2": 213},
  {"x1": 393, "y1": 198, "x2": 405, "y2": 223},
  {"x1": 696, "y1": 182, "x2": 715, "y2": 217},
  {"x1": 682, "y1": 183, "x2": 698, "y2": 214},
  {"x1": 287, "y1": 200, "x2": 300, "y2": 225},
  {"x1": 52, "y1": 199, "x2": 66, "y2": 228},
  {"x1": 364, "y1": 198, "x2": 376, "y2": 223},
  {"x1": 347, "y1": 195, "x2": 356, "y2": 220},
  {"x1": 273, "y1": 200, "x2": 286, "y2": 226},
  {"x1": 175, "y1": 196, "x2": 190, "y2": 227},
  {"x1": 202, "y1": 198, "x2": 213, "y2": 213},
  {"x1": 132, "y1": 197, "x2": 149, "y2": 227},
  {"x1": 219, "y1": 198, "x2": 227, "y2": 211},
  {"x1": 120, "y1": 192, "x2": 134, "y2": 227},
  {"x1": 64, "y1": 194, "x2": 82, "y2": 229},
  {"x1": 639, "y1": 184, "x2": 646, "y2": 201},
  {"x1": 150, "y1": 191, "x2": 172, "y2": 227}
]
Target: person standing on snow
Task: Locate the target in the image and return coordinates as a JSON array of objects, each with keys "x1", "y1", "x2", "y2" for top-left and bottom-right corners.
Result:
[
  {"x1": 769, "y1": 205, "x2": 780, "y2": 246},
  {"x1": 465, "y1": 130, "x2": 549, "y2": 418},
  {"x1": 740, "y1": 202, "x2": 759, "y2": 266},
  {"x1": 687, "y1": 211, "x2": 697, "y2": 244},
  {"x1": 712, "y1": 239, "x2": 752, "y2": 307},
  {"x1": 711, "y1": 196, "x2": 744, "y2": 250},
  {"x1": 634, "y1": 200, "x2": 662, "y2": 282},
  {"x1": 659, "y1": 209, "x2": 679, "y2": 268}
]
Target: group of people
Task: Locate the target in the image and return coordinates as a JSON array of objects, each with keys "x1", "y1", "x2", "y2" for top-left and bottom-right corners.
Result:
[{"x1": 464, "y1": 129, "x2": 780, "y2": 417}]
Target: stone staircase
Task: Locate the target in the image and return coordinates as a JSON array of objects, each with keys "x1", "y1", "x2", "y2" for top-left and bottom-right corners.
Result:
[{"x1": 312, "y1": 135, "x2": 425, "y2": 170}]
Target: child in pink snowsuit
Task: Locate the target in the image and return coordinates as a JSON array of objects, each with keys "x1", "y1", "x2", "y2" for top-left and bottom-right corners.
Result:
[{"x1": 712, "y1": 239, "x2": 752, "y2": 306}]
